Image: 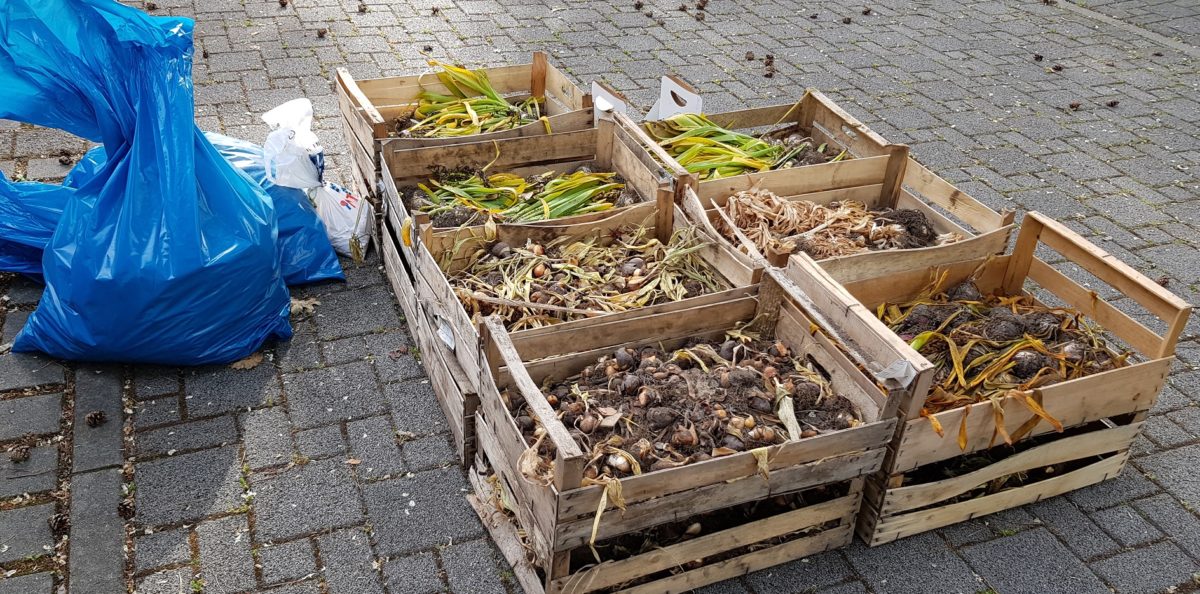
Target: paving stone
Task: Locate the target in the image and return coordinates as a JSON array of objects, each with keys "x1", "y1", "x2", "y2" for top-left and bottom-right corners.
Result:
[
  {"x1": 253, "y1": 456, "x2": 364, "y2": 541},
  {"x1": 240, "y1": 407, "x2": 293, "y2": 470},
  {"x1": 73, "y1": 365, "x2": 125, "y2": 473},
  {"x1": 1136, "y1": 443, "x2": 1200, "y2": 508},
  {"x1": 381, "y1": 551, "x2": 444, "y2": 594},
  {"x1": 0, "y1": 443, "x2": 58, "y2": 497},
  {"x1": 25, "y1": 157, "x2": 71, "y2": 181},
  {"x1": 3, "y1": 276, "x2": 43, "y2": 307},
  {"x1": 961, "y1": 528, "x2": 1108, "y2": 594},
  {"x1": 346, "y1": 415, "x2": 405, "y2": 479},
  {"x1": 745, "y1": 550, "x2": 853, "y2": 591},
  {"x1": 284, "y1": 361, "x2": 386, "y2": 429},
  {"x1": 295, "y1": 424, "x2": 346, "y2": 459},
  {"x1": 259, "y1": 539, "x2": 317, "y2": 584},
  {"x1": 1090, "y1": 540, "x2": 1198, "y2": 594},
  {"x1": 0, "y1": 503, "x2": 54, "y2": 563},
  {"x1": 135, "y1": 445, "x2": 243, "y2": 527},
  {"x1": 365, "y1": 466, "x2": 483, "y2": 556},
  {"x1": 694, "y1": 579, "x2": 753, "y2": 594},
  {"x1": 313, "y1": 284, "x2": 402, "y2": 341},
  {"x1": 276, "y1": 324, "x2": 321, "y2": 372},
  {"x1": 259, "y1": 581, "x2": 322, "y2": 594},
  {"x1": 134, "y1": 567, "x2": 195, "y2": 594},
  {"x1": 401, "y1": 433, "x2": 456, "y2": 472},
  {"x1": 134, "y1": 526, "x2": 192, "y2": 572},
  {"x1": 196, "y1": 515, "x2": 256, "y2": 594},
  {"x1": 1132, "y1": 494, "x2": 1200, "y2": 559},
  {"x1": 385, "y1": 380, "x2": 449, "y2": 436},
  {"x1": 183, "y1": 363, "x2": 282, "y2": 417},
  {"x1": 0, "y1": 352, "x2": 66, "y2": 392},
  {"x1": 133, "y1": 366, "x2": 181, "y2": 400},
  {"x1": 0, "y1": 393, "x2": 61, "y2": 440},
  {"x1": 324, "y1": 331, "x2": 422, "y2": 383},
  {"x1": 1090, "y1": 504, "x2": 1163, "y2": 547},
  {"x1": 845, "y1": 533, "x2": 983, "y2": 594},
  {"x1": 1067, "y1": 468, "x2": 1161, "y2": 511},
  {"x1": 137, "y1": 416, "x2": 238, "y2": 457},
  {"x1": 69, "y1": 469, "x2": 125, "y2": 594},
  {"x1": 0, "y1": 572, "x2": 53, "y2": 594},
  {"x1": 317, "y1": 528, "x2": 385, "y2": 594},
  {"x1": 133, "y1": 397, "x2": 182, "y2": 431},
  {"x1": 441, "y1": 537, "x2": 508, "y2": 594},
  {"x1": 1029, "y1": 497, "x2": 1121, "y2": 559}
]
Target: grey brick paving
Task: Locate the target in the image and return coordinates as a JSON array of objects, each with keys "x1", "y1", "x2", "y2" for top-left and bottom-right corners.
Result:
[
  {"x1": 381, "y1": 551, "x2": 444, "y2": 594},
  {"x1": 69, "y1": 469, "x2": 125, "y2": 594},
  {"x1": 135, "y1": 445, "x2": 244, "y2": 527},
  {"x1": 316, "y1": 528, "x2": 386, "y2": 594},
  {"x1": 0, "y1": 502, "x2": 54, "y2": 563},
  {"x1": 960, "y1": 528, "x2": 1109, "y2": 594},
  {"x1": 0, "y1": 444, "x2": 57, "y2": 497},
  {"x1": 196, "y1": 515, "x2": 257, "y2": 594},
  {"x1": 3, "y1": 0, "x2": 1200, "y2": 591},
  {"x1": 134, "y1": 527, "x2": 192, "y2": 572},
  {"x1": 252, "y1": 457, "x2": 364, "y2": 541},
  {"x1": 0, "y1": 393, "x2": 61, "y2": 440},
  {"x1": 258, "y1": 539, "x2": 317, "y2": 585},
  {"x1": 1091, "y1": 541, "x2": 1200, "y2": 594}
]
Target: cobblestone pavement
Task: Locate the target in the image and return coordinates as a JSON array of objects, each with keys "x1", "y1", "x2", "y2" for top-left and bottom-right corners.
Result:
[{"x1": 2, "y1": 0, "x2": 1200, "y2": 592}]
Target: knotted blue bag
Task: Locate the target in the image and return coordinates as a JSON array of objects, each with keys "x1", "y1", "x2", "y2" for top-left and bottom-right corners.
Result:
[{"x1": 0, "y1": 0, "x2": 294, "y2": 364}]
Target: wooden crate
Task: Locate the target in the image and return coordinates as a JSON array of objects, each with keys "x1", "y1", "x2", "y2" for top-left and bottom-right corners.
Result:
[
  {"x1": 381, "y1": 115, "x2": 681, "y2": 245},
  {"x1": 673, "y1": 140, "x2": 1015, "y2": 284},
  {"x1": 627, "y1": 90, "x2": 891, "y2": 198},
  {"x1": 386, "y1": 176, "x2": 757, "y2": 400},
  {"x1": 379, "y1": 204, "x2": 479, "y2": 463},
  {"x1": 467, "y1": 264, "x2": 914, "y2": 594},
  {"x1": 335, "y1": 52, "x2": 591, "y2": 198},
  {"x1": 780, "y1": 211, "x2": 1192, "y2": 545}
]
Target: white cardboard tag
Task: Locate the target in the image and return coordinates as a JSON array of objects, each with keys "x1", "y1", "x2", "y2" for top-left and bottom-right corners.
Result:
[
  {"x1": 646, "y1": 75, "x2": 703, "y2": 120},
  {"x1": 590, "y1": 81, "x2": 629, "y2": 126}
]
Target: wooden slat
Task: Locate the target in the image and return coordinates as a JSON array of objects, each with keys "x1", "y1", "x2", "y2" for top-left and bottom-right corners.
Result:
[
  {"x1": 867, "y1": 452, "x2": 1129, "y2": 545},
  {"x1": 410, "y1": 309, "x2": 474, "y2": 461},
  {"x1": 356, "y1": 63, "x2": 534, "y2": 103},
  {"x1": 882, "y1": 421, "x2": 1141, "y2": 514},
  {"x1": 553, "y1": 449, "x2": 884, "y2": 550},
  {"x1": 468, "y1": 471, "x2": 550, "y2": 594},
  {"x1": 902, "y1": 159, "x2": 1010, "y2": 232},
  {"x1": 819, "y1": 226, "x2": 1012, "y2": 286},
  {"x1": 696, "y1": 155, "x2": 890, "y2": 202},
  {"x1": 892, "y1": 357, "x2": 1171, "y2": 472},
  {"x1": 481, "y1": 318, "x2": 585, "y2": 464},
  {"x1": 610, "y1": 522, "x2": 853, "y2": 594},
  {"x1": 1028, "y1": 259, "x2": 1165, "y2": 357},
  {"x1": 551, "y1": 492, "x2": 855, "y2": 593},
  {"x1": 556, "y1": 421, "x2": 893, "y2": 520},
  {"x1": 383, "y1": 128, "x2": 599, "y2": 187},
  {"x1": 1026, "y1": 212, "x2": 1191, "y2": 357},
  {"x1": 335, "y1": 68, "x2": 385, "y2": 124},
  {"x1": 513, "y1": 294, "x2": 758, "y2": 364},
  {"x1": 804, "y1": 89, "x2": 891, "y2": 156},
  {"x1": 475, "y1": 406, "x2": 555, "y2": 560}
]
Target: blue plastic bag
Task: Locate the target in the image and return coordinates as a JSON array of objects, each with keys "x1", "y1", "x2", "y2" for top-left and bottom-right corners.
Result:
[
  {"x1": 0, "y1": 0, "x2": 293, "y2": 364},
  {"x1": 2, "y1": 136, "x2": 345, "y2": 286}
]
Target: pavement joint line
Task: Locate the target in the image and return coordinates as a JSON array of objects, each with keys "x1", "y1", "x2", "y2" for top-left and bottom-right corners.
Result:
[{"x1": 1052, "y1": 0, "x2": 1200, "y2": 57}]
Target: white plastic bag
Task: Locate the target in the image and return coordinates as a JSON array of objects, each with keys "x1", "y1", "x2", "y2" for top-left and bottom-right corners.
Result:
[
  {"x1": 262, "y1": 98, "x2": 323, "y2": 189},
  {"x1": 262, "y1": 98, "x2": 374, "y2": 260},
  {"x1": 313, "y1": 181, "x2": 375, "y2": 260}
]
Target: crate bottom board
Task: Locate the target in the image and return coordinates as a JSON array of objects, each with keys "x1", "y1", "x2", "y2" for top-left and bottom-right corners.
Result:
[
  {"x1": 858, "y1": 420, "x2": 1139, "y2": 546},
  {"x1": 467, "y1": 465, "x2": 860, "y2": 594}
]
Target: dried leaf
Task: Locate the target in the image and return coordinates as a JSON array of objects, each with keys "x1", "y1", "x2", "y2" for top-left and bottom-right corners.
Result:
[
  {"x1": 957, "y1": 405, "x2": 970, "y2": 451},
  {"x1": 290, "y1": 297, "x2": 320, "y2": 316},
  {"x1": 230, "y1": 352, "x2": 264, "y2": 370},
  {"x1": 346, "y1": 458, "x2": 362, "y2": 465},
  {"x1": 711, "y1": 447, "x2": 739, "y2": 457},
  {"x1": 750, "y1": 446, "x2": 771, "y2": 480}
]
